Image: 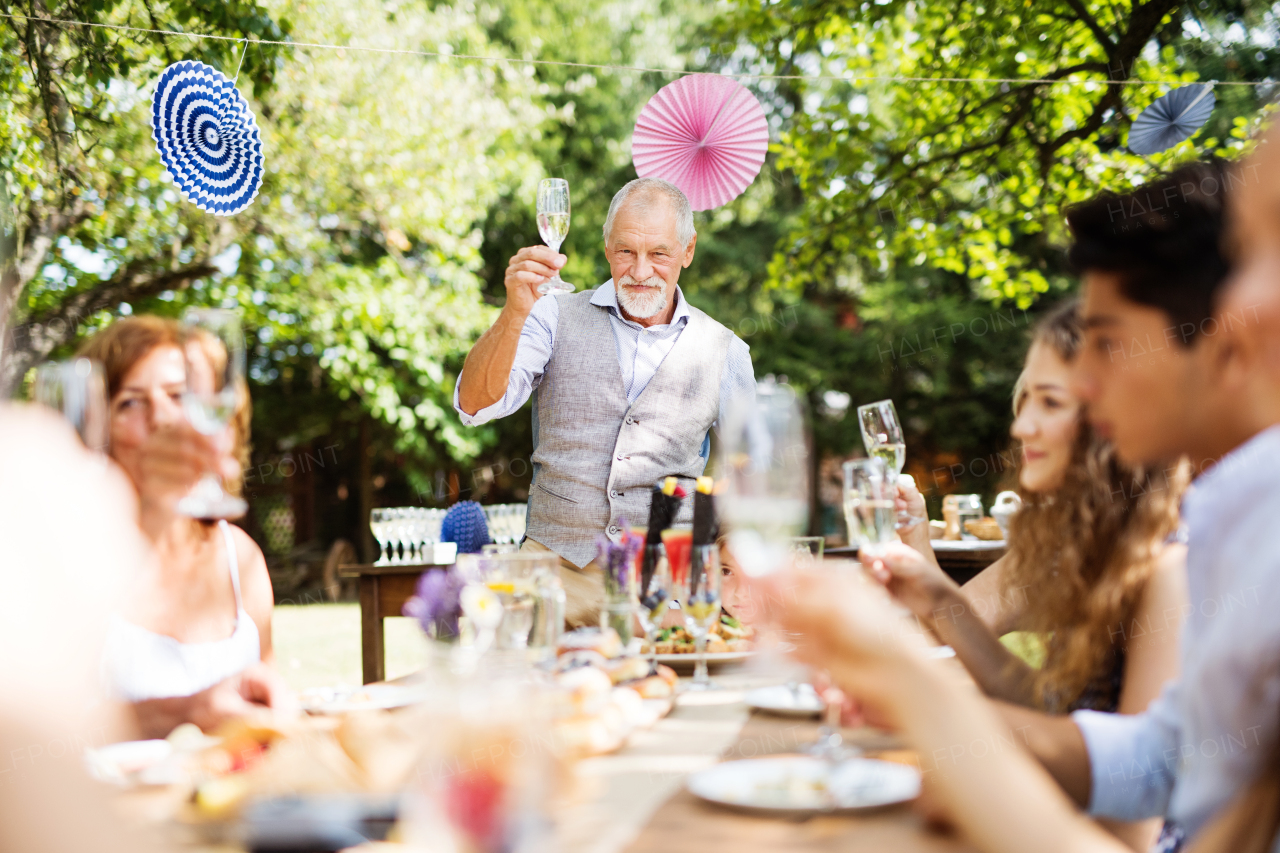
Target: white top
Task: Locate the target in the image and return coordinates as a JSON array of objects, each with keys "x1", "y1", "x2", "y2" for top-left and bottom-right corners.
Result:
[
  {"x1": 1073, "y1": 425, "x2": 1280, "y2": 837},
  {"x1": 104, "y1": 521, "x2": 261, "y2": 702},
  {"x1": 452, "y1": 281, "x2": 756, "y2": 446}
]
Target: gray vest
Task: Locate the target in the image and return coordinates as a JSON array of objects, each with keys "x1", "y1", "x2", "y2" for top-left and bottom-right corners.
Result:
[{"x1": 526, "y1": 288, "x2": 733, "y2": 568}]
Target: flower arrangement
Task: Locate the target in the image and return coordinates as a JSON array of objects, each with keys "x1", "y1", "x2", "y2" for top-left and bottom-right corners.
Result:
[
  {"x1": 404, "y1": 566, "x2": 467, "y2": 641},
  {"x1": 597, "y1": 521, "x2": 642, "y2": 599}
]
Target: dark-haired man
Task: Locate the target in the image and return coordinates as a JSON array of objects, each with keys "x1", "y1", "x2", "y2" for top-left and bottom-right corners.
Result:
[{"x1": 1003, "y1": 159, "x2": 1280, "y2": 848}]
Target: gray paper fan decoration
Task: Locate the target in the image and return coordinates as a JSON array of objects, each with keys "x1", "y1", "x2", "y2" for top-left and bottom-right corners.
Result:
[
  {"x1": 1128, "y1": 83, "x2": 1216, "y2": 155},
  {"x1": 150, "y1": 60, "x2": 264, "y2": 216}
]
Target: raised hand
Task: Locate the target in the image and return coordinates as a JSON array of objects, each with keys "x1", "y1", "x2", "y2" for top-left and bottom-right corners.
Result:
[
  {"x1": 503, "y1": 246, "x2": 566, "y2": 316},
  {"x1": 861, "y1": 541, "x2": 956, "y2": 622}
]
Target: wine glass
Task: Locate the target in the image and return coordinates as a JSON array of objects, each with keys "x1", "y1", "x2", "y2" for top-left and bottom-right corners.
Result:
[
  {"x1": 716, "y1": 377, "x2": 810, "y2": 577},
  {"x1": 32, "y1": 358, "x2": 109, "y2": 453},
  {"x1": 679, "y1": 543, "x2": 722, "y2": 690},
  {"x1": 177, "y1": 309, "x2": 248, "y2": 519},
  {"x1": 789, "y1": 536, "x2": 825, "y2": 567},
  {"x1": 634, "y1": 532, "x2": 673, "y2": 673},
  {"x1": 536, "y1": 178, "x2": 573, "y2": 295},
  {"x1": 857, "y1": 398, "x2": 924, "y2": 529},
  {"x1": 371, "y1": 508, "x2": 392, "y2": 565},
  {"x1": 842, "y1": 458, "x2": 897, "y2": 560}
]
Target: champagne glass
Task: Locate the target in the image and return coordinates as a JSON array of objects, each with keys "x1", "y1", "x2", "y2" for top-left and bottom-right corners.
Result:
[
  {"x1": 842, "y1": 458, "x2": 897, "y2": 560},
  {"x1": 33, "y1": 358, "x2": 109, "y2": 453},
  {"x1": 716, "y1": 377, "x2": 810, "y2": 577},
  {"x1": 371, "y1": 508, "x2": 392, "y2": 565},
  {"x1": 634, "y1": 532, "x2": 674, "y2": 673},
  {"x1": 679, "y1": 543, "x2": 722, "y2": 690},
  {"x1": 177, "y1": 309, "x2": 248, "y2": 519},
  {"x1": 857, "y1": 398, "x2": 924, "y2": 529},
  {"x1": 535, "y1": 178, "x2": 573, "y2": 295}
]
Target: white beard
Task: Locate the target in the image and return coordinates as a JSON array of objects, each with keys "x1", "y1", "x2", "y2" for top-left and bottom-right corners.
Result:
[{"x1": 615, "y1": 275, "x2": 669, "y2": 319}]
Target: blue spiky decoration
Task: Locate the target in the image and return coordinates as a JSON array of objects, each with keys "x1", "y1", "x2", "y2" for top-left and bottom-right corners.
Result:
[{"x1": 441, "y1": 501, "x2": 492, "y2": 554}]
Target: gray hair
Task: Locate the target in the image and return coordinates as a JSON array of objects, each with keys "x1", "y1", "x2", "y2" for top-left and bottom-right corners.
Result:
[{"x1": 602, "y1": 178, "x2": 695, "y2": 249}]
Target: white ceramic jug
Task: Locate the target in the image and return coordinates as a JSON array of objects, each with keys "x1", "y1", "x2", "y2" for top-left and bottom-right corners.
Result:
[{"x1": 991, "y1": 491, "x2": 1022, "y2": 538}]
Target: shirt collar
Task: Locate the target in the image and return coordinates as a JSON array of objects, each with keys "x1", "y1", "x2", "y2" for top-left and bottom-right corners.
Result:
[{"x1": 592, "y1": 279, "x2": 691, "y2": 328}]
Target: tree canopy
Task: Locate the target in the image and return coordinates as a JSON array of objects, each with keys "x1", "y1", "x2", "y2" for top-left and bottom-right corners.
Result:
[{"x1": 4, "y1": 0, "x2": 1277, "y2": 573}]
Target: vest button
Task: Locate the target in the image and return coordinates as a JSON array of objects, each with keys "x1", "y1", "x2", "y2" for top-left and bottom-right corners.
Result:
[
  {"x1": 609, "y1": 489, "x2": 619, "y2": 498},
  {"x1": 607, "y1": 525, "x2": 620, "y2": 536},
  {"x1": 616, "y1": 454, "x2": 624, "y2": 462},
  {"x1": 625, "y1": 416, "x2": 635, "y2": 425}
]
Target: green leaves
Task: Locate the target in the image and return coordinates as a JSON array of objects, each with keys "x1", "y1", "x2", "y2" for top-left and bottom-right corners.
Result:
[{"x1": 714, "y1": 0, "x2": 1269, "y2": 307}]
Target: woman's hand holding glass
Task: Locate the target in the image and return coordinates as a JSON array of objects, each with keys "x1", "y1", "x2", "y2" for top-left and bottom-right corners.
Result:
[
  {"x1": 750, "y1": 567, "x2": 928, "y2": 721},
  {"x1": 860, "y1": 541, "x2": 957, "y2": 625},
  {"x1": 133, "y1": 423, "x2": 238, "y2": 537}
]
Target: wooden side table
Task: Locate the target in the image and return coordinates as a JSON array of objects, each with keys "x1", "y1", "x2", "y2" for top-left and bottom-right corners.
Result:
[{"x1": 338, "y1": 562, "x2": 449, "y2": 684}]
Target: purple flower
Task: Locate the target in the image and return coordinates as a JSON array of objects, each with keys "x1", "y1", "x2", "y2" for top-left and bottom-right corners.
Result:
[
  {"x1": 403, "y1": 566, "x2": 466, "y2": 640},
  {"x1": 597, "y1": 520, "x2": 642, "y2": 597}
]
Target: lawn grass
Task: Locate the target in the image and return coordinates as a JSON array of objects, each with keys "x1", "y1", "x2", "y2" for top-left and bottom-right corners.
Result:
[{"x1": 272, "y1": 603, "x2": 428, "y2": 690}]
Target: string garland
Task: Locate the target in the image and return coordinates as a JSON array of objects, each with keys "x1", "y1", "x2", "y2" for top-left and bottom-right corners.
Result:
[{"x1": 3, "y1": 10, "x2": 1274, "y2": 88}]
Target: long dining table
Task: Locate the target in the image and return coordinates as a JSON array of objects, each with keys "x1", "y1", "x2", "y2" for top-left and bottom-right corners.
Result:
[
  {"x1": 560, "y1": 670, "x2": 972, "y2": 853},
  {"x1": 114, "y1": 669, "x2": 974, "y2": 853}
]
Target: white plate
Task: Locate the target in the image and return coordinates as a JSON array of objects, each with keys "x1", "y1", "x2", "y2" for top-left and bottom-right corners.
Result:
[
  {"x1": 85, "y1": 739, "x2": 173, "y2": 785},
  {"x1": 300, "y1": 683, "x2": 428, "y2": 714},
  {"x1": 745, "y1": 683, "x2": 825, "y2": 717},
  {"x1": 930, "y1": 539, "x2": 1005, "y2": 550},
  {"x1": 687, "y1": 755, "x2": 920, "y2": 816},
  {"x1": 653, "y1": 651, "x2": 753, "y2": 671}
]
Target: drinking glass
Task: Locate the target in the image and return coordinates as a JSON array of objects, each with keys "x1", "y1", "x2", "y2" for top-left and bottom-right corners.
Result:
[
  {"x1": 177, "y1": 309, "x2": 248, "y2": 519},
  {"x1": 789, "y1": 536, "x2": 825, "y2": 567},
  {"x1": 842, "y1": 458, "x2": 897, "y2": 560},
  {"x1": 678, "y1": 543, "x2": 722, "y2": 690},
  {"x1": 858, "y1": 398, "x2": 925, "y2": 529},
  {"x1": 391, "y1": 507, "x2": 409, "y2": 564},
  {"x1": 716, "y1": 377, "x2": 809, "y2": 577},
  {"x1": 955, "y1": 494, "x2": 984, "y2": 540},
  {"x1": 482, "y1": 543, "x2": 519, "y2": 555},
  {"x1": 536, "y1": 178, "x2": 573, "y2": 295},
  {"x1": 635, "y1": 535, "x2": 673, "y2": 673},
  {"x1": 484, "y1": 555, "x2": 541, "y2": 650},
  {"x1": 32, "y1": 358, "x2": 109, "y2": 453},
  {"x1": 371, "y1": 508, "x2": 392, "y2": 565}
]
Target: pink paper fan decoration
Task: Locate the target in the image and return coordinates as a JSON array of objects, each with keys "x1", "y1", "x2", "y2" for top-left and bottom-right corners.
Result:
[{"x1": 631, "y1": 74, "x2": 769, "y2": 211}]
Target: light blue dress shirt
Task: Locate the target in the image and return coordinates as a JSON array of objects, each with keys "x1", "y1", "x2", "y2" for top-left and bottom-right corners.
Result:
[
  {"x1": 453, "y1": 280, "x2": 756, "y2": 457},
  {"x1": 1073, "y1": 424, "x2": 1280, "y2": 838}
]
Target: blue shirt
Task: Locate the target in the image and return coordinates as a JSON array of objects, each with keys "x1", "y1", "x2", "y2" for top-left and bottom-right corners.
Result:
[
  {"x1": 453, "y1": 281, "x2": 756, "y2": 456},
  {"x1": 1073, "y1": 425, "x2": 1280, "y2": 837}
]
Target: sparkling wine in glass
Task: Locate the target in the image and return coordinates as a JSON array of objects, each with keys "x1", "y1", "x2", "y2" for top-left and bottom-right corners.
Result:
[
  {"x1": 680, "y1": 543, "x2": 722, "y2": 690},
  {"x1": 716, "y1": 377, "x2": 810, "y2": 577},
  {"x1": 857, "y1": 398, "x2": 923, "y2": 529},
  {"x1": 857, "y1": 399, "x2": 906, "y2": 475},
  {"x1": 178, "y1": 309, "x2": 248, "y2": 519},
  {"x1": 842, "y1": 458, "x2": 897, "y2": 560},
  {"x1": 33, "y1": 358, "x2": 109, "y2": 453},
  {"x1": 536, "y1": 178, "x2": 573, "y2": 295},
  {"x1": 634, "y1": 531, "x2": 673, "y2": 673}
]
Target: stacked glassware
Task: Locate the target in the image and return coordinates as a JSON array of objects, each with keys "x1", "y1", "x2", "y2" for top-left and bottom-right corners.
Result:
[
  {"x1": 482, "y1": 503, "x2": 528, "y2": 546},
  {"x1": 370, "y1": 507, "x2": 448, "y2": 565}
]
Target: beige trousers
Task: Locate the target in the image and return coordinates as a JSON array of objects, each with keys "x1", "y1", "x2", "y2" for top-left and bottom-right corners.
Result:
[{"x1": 520, "y1": 537, "x2": 603, "y2": 630}]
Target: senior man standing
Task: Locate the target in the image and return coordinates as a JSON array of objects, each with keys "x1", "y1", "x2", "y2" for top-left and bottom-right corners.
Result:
[{"x1": 454, "y1": 178, "x2": 755, "y2": 627}]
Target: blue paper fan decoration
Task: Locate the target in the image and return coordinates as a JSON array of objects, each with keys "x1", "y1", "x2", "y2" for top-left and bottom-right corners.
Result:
[
  {"x1": 1128, "y1": 83, "x2": 1216, "y2": 156},
  {"x1": 150, "y1": 60, "x2": 264, "y2": 216}
]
